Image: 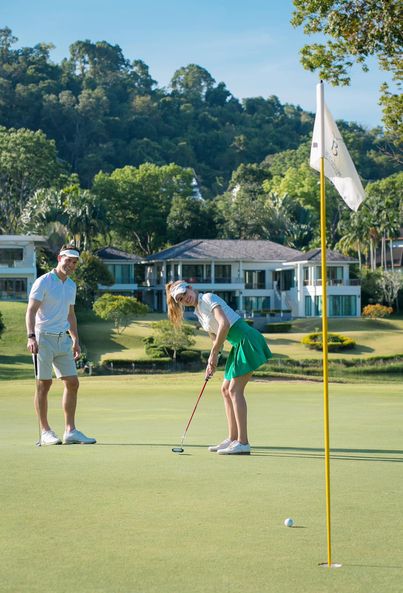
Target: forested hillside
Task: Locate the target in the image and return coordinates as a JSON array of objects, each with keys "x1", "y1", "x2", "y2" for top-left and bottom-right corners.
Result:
[{"x1": 0, "y1": 26, "x2": 401, "y2": 261}]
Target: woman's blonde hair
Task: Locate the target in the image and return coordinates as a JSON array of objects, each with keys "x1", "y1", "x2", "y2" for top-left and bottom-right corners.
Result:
[{"x1": 165, "y1": 280, "x2": 186, "y2": 327}]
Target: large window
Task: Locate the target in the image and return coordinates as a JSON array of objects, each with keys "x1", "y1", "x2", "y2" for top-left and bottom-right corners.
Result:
[
  {"x1": 282, "y1": 270, "x2": 295, "y2": 290},
  {"x1": 0, "y1": 248, "x2": 24, "y2": 266},
  {"x1": 244, "y1": 270, "x2": 265, "y2": 289},
  {"x1": 244, "y1": 296, "x2": 270, "y2": 313},
  {"x1": 317, "y1": 266, "x2": 344, "y2": 285},
  {"x1": 107, "y1": 264, "x2": 133, "y2": 284},
  {"x1": 182, "y1": 264, "x2": 211, "y2": 283},
  {"x1": 305, "y1": 296, "x2": 312, "y2": 316},
  {"x1": 214, "y1": 291, "x2": 238, "y2": 310},
  {"x1": 306, "y1": 295, "x2": 357, "y2": 317},
  {"x1": 0, "y1": 278, "x2": 27, "y2": 300},
  {"x1": 329, "y1": 295, "x2": 357, "y2": 316},
  {"x1": 315, "y1": 296, "x2": 322, "y2": 316},
  {"x1": 134, "y1": 264, "x2": 145, "y2": 284},
  {"x1": 215, "y1": 265, "x2": 231, "y2": 283}
]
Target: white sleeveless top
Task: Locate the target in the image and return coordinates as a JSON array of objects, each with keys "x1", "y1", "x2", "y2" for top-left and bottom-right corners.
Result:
[{"x1": 195, "y1": 293, "x2": 240, "y2": 334}]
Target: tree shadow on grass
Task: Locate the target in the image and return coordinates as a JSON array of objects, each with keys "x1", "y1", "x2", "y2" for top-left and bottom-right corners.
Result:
[
  {"x1": 79, "y1": 321, "x2": 127, "y2": 362},
  {"x1": 267, "y1": 337, "x2": 300, "y2": 346},
  {"x1": 0, "y1": 353, "x2": 33, "y2": 380},
  {"x1": 343, "y1": 563, "x2": 403, "y2": 570},
  {"x1": 252, "y1": 445, "x2": 403, "y2": 463},
  {"x1": 0, "y1": 353, "x2": 31, "y2": 365},
  {"x1": 95, "y1": 442, "x2": 403, "y2": 463}
]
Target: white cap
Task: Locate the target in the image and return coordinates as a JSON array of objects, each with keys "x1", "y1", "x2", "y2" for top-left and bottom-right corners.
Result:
[
  {"x1": 59, "y1": 249, "x2": 81, "y2": 260},
  {"x1": 170, "y1": 282, "x2": 188, "y2": 303}
]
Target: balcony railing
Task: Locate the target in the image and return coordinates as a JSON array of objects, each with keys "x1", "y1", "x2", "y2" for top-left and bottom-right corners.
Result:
[
  {"x1": 245, "y1": 283, "x2": 266, "y2": 290},
  {"x1": 182, "y1": 276, "x2": 212, "y2": 284},
  {"x1": 0, "y1": 260, "x2": 29, "y2": 269},
  {"x1": 165, "y1": 276, "x2": 243, "y2": 284},
  {"x1": 304, "y1": 279, "x2": 361, "y2": 287}
]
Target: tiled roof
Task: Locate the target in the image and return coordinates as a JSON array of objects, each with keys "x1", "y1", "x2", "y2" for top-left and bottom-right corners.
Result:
[
  {"x1": 285, "y1": 248, "x2": 357, "y2": 263},
  {"x1": 145, "y1": 239, "x2": 301, "y2": 262},
  {"x1": 95, "y1": 247, "x2": 142, "y2": 262}
]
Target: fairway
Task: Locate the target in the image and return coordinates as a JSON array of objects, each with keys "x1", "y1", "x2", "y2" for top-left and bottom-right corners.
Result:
[{"x1": 0, "y1": 374, "x2": 402, "y2": 593}]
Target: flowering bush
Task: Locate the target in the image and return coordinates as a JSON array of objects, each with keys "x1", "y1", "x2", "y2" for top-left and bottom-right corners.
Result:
[{"x1": 362, "y1": 304, "x2": 393, "y2": 318}]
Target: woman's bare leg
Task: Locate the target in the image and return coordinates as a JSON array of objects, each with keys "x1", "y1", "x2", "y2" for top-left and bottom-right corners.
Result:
[
  {"x1": 221, "y1": 379, "x2": 238, "y2": 440},
  {"x1": 228, "y1": 372, "x2": 253, "y2": 444}
]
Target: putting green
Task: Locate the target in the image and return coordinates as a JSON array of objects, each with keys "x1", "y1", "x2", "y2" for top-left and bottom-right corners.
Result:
[{"x1": 0, "y1": 374, "x2": 402, "y2": 593}]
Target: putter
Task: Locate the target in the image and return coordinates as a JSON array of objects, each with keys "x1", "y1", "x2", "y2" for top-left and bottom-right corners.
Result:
[
  {"x1": 172, "y1": 376, "x2": 210, "y2": 454},
  {"x1": 32, "y1": 353, "x2": 41, "y2": 447}
]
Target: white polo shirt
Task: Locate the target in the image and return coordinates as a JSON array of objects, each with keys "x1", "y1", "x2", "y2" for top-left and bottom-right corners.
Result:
[
  {"x1": 29, "y1": 270, "x2": 76, "y2": 333},
  {"x1": 195, "y1": 293, "x2": 240, "y2": 334}
]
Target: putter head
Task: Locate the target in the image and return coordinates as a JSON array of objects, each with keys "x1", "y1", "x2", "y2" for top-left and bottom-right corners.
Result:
[
  {"x1": 172, "y1": 447, "x2": 184, "y2": 453},
  {"x1": 36, "y1": 441, "x2": 41, "y2": 447}
]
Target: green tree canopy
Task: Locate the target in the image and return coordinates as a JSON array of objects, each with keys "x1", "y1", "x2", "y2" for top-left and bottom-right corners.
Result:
[
  {"x1": 93, "y1": 162, "x2": 195, "y2": 254},
  {"x1": 151, "y1": 320, "x2": 196, "y2": 361},
  {"x1": 292, "y1": 0, "x2": 403, "y2": 156},
  {"x1": 93, "y1": 294, "x2": 148, "y2": 334},
  {"x1": 73, "y1": 252, "x2": 114, "y2": 307},
  {"x1": 0, "y1": 126, "x2": 63, "y2": 233}
]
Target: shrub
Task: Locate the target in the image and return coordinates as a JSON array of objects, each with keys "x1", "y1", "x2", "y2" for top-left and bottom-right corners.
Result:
[
  {"x1": 143, "y1": 336, "x2": 167, "y2": 358},
  {"x1": 265, "y1": 322, "x2": 292, "y2": 333},
  {"x1": 177, "y1": 350, "x2": 201, "y2": 362},
  {"x1": 0, "y1": 311, "x2": 5, "y2": 339},
  {"x1": 301, "y1": 332, "x2": 356, "y2": 351},
  {"x1": 362, "y1": 304, "x2": 393, "y2": 318},
  {"x1": 201, "y1": 350, "x2": 228, "y2": 364}
]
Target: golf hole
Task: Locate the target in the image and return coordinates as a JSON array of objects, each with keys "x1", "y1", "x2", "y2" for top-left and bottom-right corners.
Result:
[{"x1": 172, "y1": 447, "x2": 184, "y2": 453}]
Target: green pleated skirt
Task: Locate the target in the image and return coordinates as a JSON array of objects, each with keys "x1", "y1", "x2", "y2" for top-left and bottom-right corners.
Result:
[{"x1": 224, "y1": 318, "x2": 272, "y2": 380}]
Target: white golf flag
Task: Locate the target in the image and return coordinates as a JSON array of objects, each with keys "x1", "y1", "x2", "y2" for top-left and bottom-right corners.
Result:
[{"x1": 310, "y1": 84, "x2": 365, "y2": 211}]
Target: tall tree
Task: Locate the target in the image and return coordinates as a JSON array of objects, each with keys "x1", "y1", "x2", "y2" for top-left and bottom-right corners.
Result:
[
  {"x1": 93, "y1": 163, "x2": 195, "y2": 254},
  {"x1": 292, "y1": 0, "x2": 403, "y2": 159},
  {"x1": 21, "y1": 182, "x2": 109, "y2": 250},
  {"x1": 0, "y1": 126, "x2": 62, "y2": 232}
]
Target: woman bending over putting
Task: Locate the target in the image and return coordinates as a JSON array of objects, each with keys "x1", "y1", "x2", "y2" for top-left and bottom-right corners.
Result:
[{"x1": 166, "y1": 280, "x2": 272, "y2": 455}]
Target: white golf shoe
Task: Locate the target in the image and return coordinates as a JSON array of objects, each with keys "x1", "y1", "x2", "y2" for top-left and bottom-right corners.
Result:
[
  {"x1": 40, "y1": 429, "x2": 62, "y2": 446},
  {"x1": 217, "y1": 440, "x2": 251, "y2": 455},
  {"x1": 208, "y1": 438, "x2": 233, "y2": 452},
  {"x1": 63, "y1": 429, "x2": 96, "y2": 445}
]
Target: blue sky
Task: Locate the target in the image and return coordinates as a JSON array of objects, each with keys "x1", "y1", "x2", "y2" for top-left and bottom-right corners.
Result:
[{"x1": 2, "y1": 0, "x2": 392, "y2": 128}]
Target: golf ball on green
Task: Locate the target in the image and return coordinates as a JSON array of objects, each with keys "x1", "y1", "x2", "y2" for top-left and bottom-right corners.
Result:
[{"x1": 284, "y1": 518, "x2": 294, "y2": 527}]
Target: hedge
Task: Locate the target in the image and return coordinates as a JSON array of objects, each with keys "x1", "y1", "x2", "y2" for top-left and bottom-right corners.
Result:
[
  {"x1": 265, "y1": 322, "x2": 293, "y2": 333},
  {"x1": 176, "y1": 350, "x2": 201, "y2": 362},
  {"x1": 301, "y1": 332, "x2": 356, "y2": 351},
  {"x1": 102, "y1": 358, "x2": 172, "y2": 368}
]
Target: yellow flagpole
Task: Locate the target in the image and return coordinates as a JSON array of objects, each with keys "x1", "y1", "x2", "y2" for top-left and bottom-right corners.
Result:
[
  {"x1": 317, "y1": 80, "x2": 332, "y2": 568},
  {"x1": 319, "y1": 156, "x2": 332, "y2": 567}
]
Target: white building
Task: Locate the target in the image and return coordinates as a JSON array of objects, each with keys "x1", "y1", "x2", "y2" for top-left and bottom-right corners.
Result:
[
  {"x1": 276, "y1": 248, "x2": 361, "y2": 317},
  {"x1": 142, "y1": 239, "x2": 361, "y2": 318},
  {"x1": 0, "y1": 235, "x2": 46, "y2": 301},
  {"x1": 95, "y1": 247, "x2": 145, "y2": 298}
]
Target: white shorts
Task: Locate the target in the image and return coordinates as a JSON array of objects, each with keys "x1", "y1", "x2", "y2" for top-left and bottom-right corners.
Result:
[{"x1": 36, "y1": 332, "x2": 78, "y2": 380}]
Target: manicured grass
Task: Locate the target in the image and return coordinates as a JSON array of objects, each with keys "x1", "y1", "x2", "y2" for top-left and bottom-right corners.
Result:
[
  {"x1": 0, "y1": 301, "x2": 34, "y2": 380},
  {"x1": 0, "y1": 375, "x2": 402, "y2": 593},
  {"x1": 1, "y1": 302, "x2": 402, "y2": 379}
]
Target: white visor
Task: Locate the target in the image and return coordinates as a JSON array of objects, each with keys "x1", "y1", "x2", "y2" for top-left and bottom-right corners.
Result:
[
  {"x1": 170, "y1": 283, "x2": 188, "y2": 303},
  {"x1": 59, "y1": 249, "x2": 81, "y2": 260}
]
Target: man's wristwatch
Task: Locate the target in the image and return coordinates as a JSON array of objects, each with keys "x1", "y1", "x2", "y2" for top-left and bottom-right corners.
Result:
[{"x1": 27, "y1": 333, "x2": 36, "y2": 339}]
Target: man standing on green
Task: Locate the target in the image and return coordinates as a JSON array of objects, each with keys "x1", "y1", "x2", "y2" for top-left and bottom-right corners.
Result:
[{"x1": 26, "y1": 245, "x2": 96, "y2": 446}]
